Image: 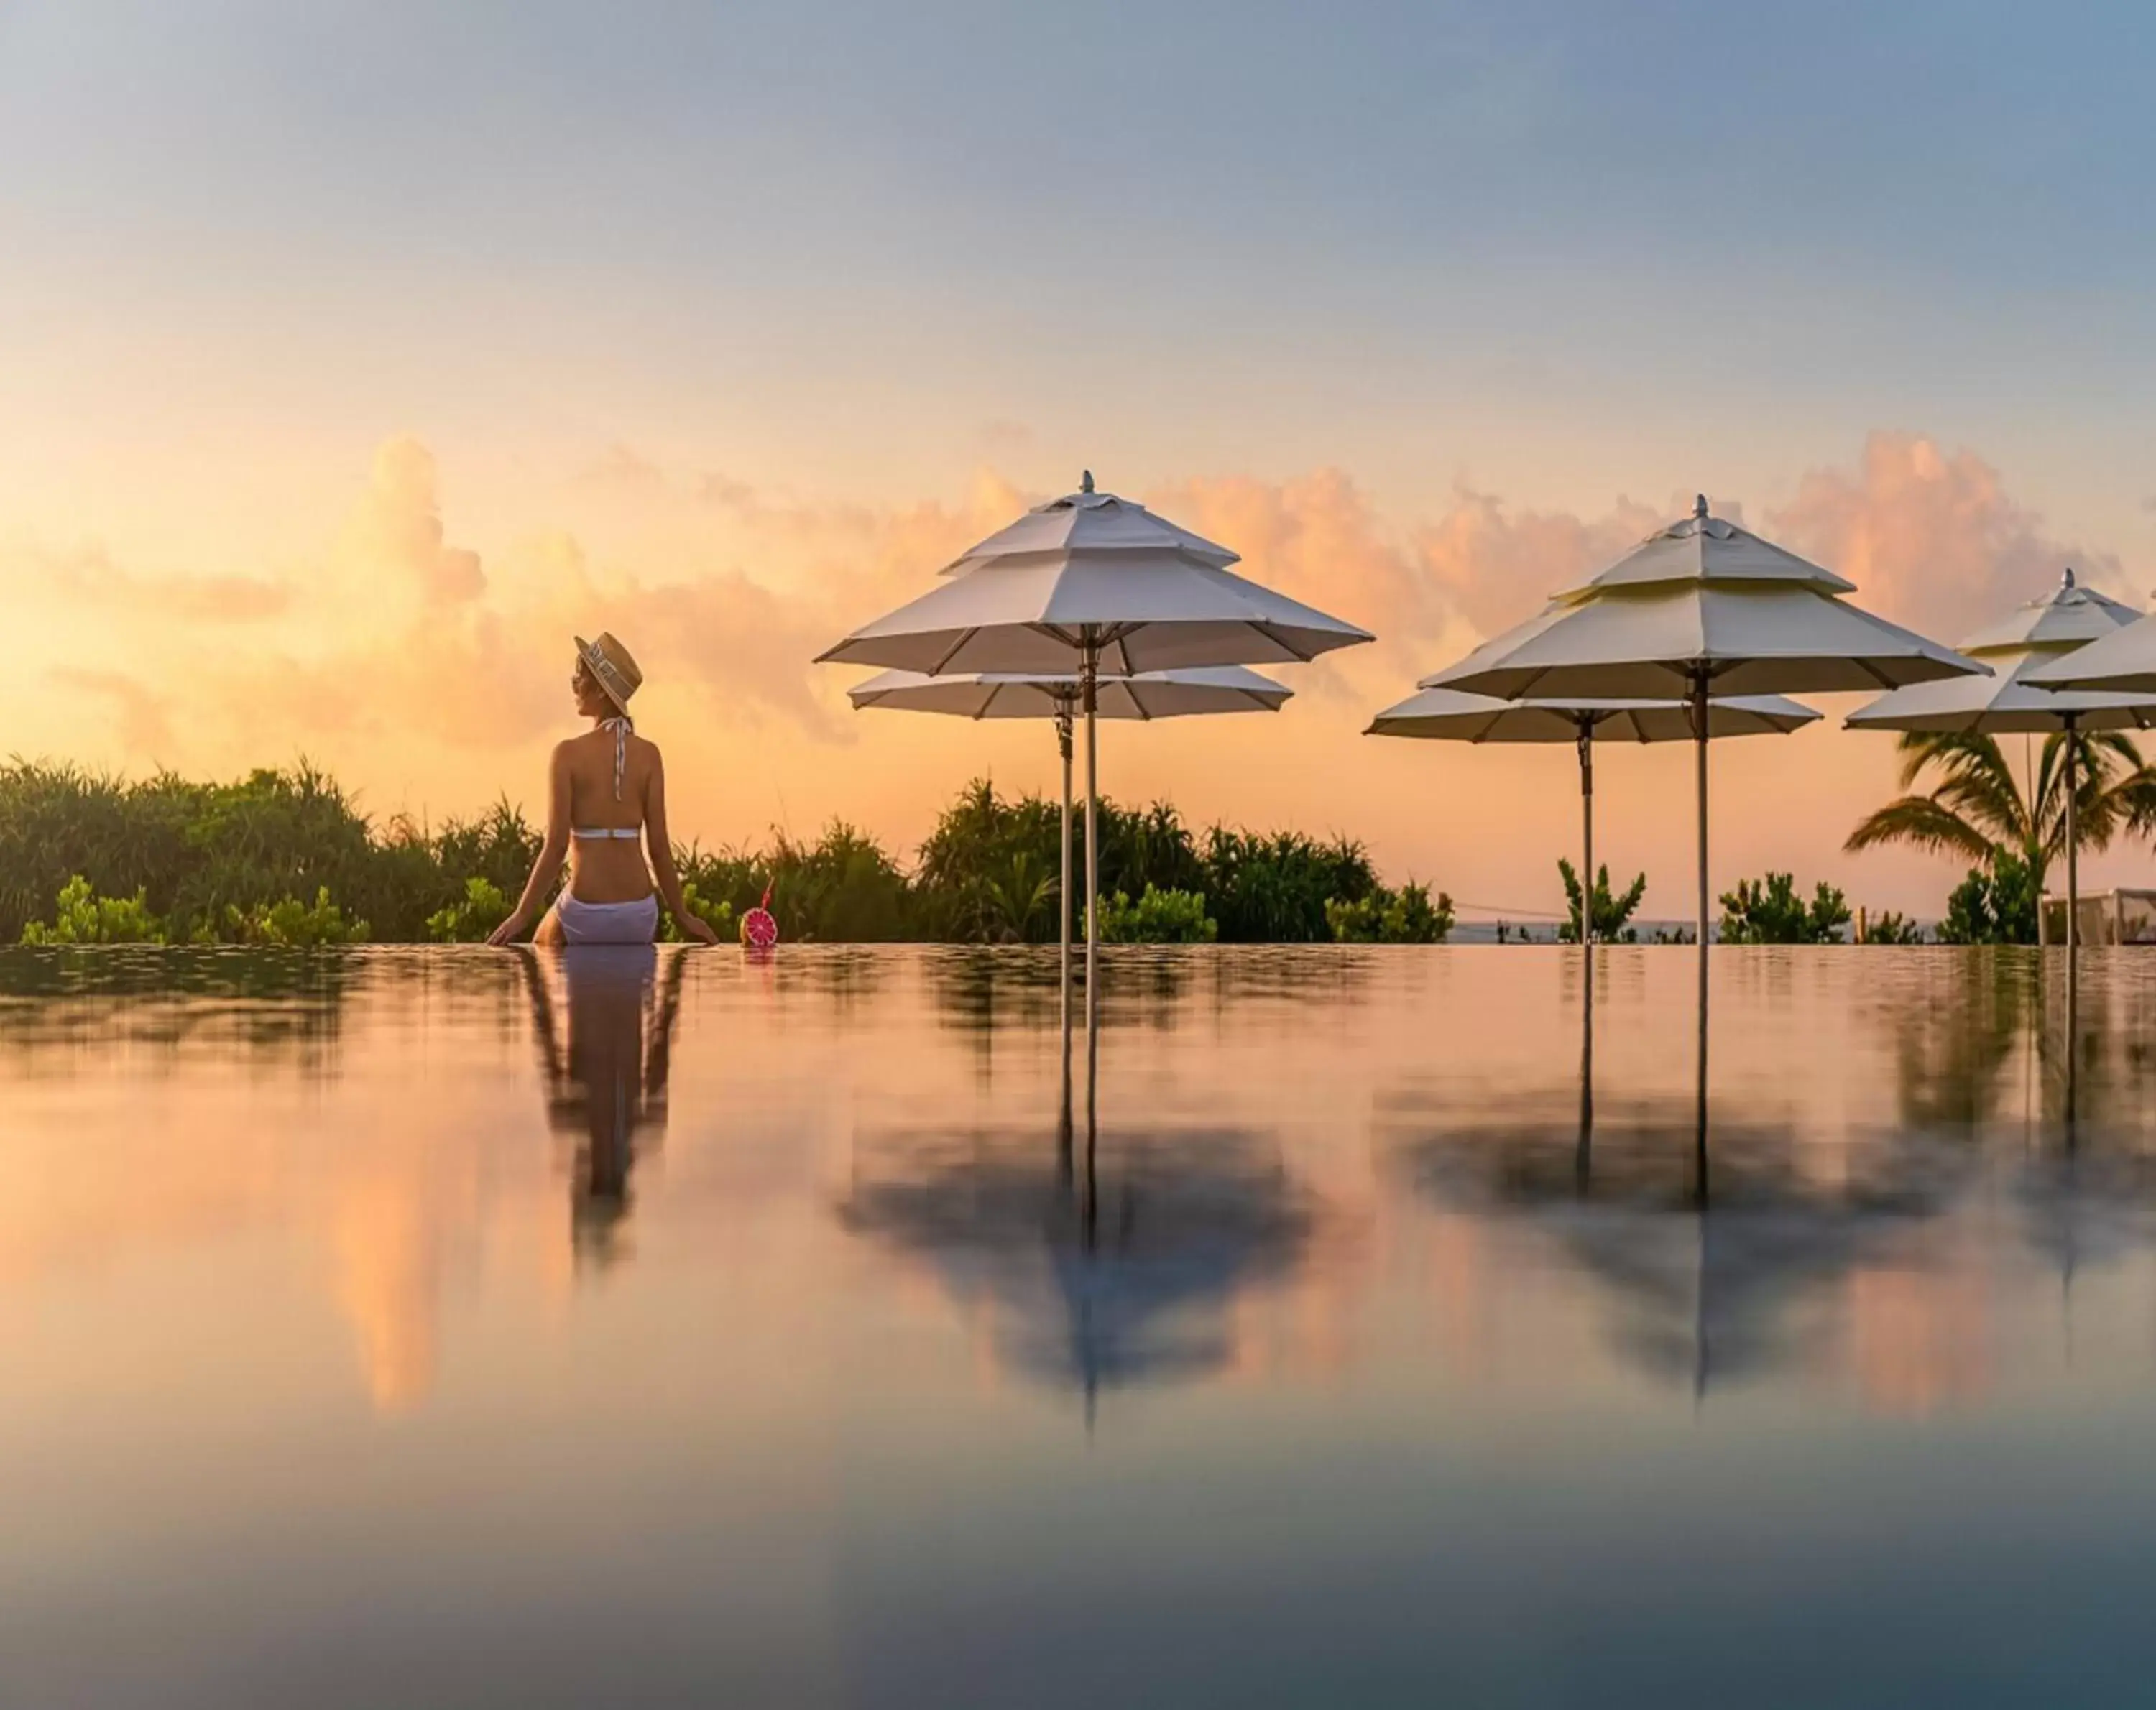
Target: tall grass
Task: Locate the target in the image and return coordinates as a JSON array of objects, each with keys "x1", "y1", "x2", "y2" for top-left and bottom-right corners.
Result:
[{"x1": 1, "y1": 761, "x2": 1444, "y2": 945}]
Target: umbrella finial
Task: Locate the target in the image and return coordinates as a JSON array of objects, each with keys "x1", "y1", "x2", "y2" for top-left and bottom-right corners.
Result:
[
  {"x1": 1693, "y1": 494, "x2": 1709, "y2": 520},
  {"x1": 2063, "y1": 565, "x2": 2077, "y2": 590},
  {"x1": 1079, "y1": 469, "x2": 1095, "y2": 495}
]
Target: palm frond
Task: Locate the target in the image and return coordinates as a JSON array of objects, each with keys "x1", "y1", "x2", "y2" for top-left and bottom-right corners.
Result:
[{"x1": 1844, "y1": 796, "x2": 1996, "y2": 864}]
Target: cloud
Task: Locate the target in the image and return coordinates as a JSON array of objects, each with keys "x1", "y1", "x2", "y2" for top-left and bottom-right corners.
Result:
[
  {"x1": 33, "y1": 542, "x2": 290, "y2": 621},
  {"x1": 1769, "y1": 432, "x2": 2119, "y2": 639},
  {"x1": 1143, "y1": 468, "x2": 1443, "y2": 695},
  {"x1": 212, "y1": 448, "x2": 884, "y2": 750},
  {"x1": 572, "y1": 442, "x2": 671, "y2": 496},
  {"x1": 50, "y1": 667, "x2": 179, "y2": 757},
  {"x1": 1410, "y1": 487, "x2": 1664, "y2": 639},
  {"x1": 338, "y1": 435, "x2": 485, "y2": 606}
]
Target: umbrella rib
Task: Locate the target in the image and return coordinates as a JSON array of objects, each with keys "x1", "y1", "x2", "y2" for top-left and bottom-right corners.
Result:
[
  {"x1": 928, "y1": 627, "x2": 980, "y2": 676},
  {"x1": 1252, "y1": 620, "x2": 1316, "y2": 664},
  {"x1": 1855, "y1": 657, "x2": 1897, "y2": 690}
]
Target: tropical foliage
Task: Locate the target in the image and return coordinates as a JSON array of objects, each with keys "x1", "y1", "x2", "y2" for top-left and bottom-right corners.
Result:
[
  {"x1": 1556, "y1": 859, "x2": 1647, "y2": 943},
  {"x1": 1325, "y1": 882, "x2": 1455, "y2": 943},
  {"x1": 1935, "y1": 850, "x2": 2040, "y2": 945},
  {"x1": 1097, "y1": 886, "x2": 1219, "y2": 943},
  {"x1": 427, "y1": 877, "x2": 515, "y2": 943},
  {"x1": 1718, "y1": 872, "x2": 1853, "y2": 944},
  {"x1": 1847, "y1": 729, "x2": 2156, "y2": 897},
  {"x1": 19, "y1": 875, "x2": 168, "y2": 944},
  {"x1": 4, "y1": 763, "x2": 1430, "y2": 946},
  {"x1": 1862, "y1": 910, "x2": 1927, "y2": 946}
]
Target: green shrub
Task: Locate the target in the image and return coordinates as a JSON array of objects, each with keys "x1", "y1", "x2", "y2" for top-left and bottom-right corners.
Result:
[
  {"x1": 1936, "y1": 850, "x2": 2038, "y2": 945},
  {"x1": 660, "y1": 881, "x2": 737, "y2": 943},
  {"x1": 1327, "y1": 882, "x2": 1455, "y2": 943},
  {"x1": 1557, "y1": 860, "x2": 1646, "y2": 943},
  {"x1": 1862, "y1": 910, "x2": 1927, "y2": 946},
  {"x1": 224, "y1": 887, "x2": 368, "y2": 947},
  {"x1": 1718, "y1": 872, "x2": 1852, "y2": 944},
  {"x1": 426, "y1": 876, "x2": 513, "y2": 942},
  {"x1": 20, "y1": 874, "x2": 169, "y2": 944},
  {"x1": 1097, "y1": 886, "x2": 1218, "y2": 943},
  {"x1": 1202, "y1": 827, "x2": 1377, "y2": 943}
]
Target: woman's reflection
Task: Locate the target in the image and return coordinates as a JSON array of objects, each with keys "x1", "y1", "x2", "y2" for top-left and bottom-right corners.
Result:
[{"x1": 517, "y1": 945, "x2": 686, "y2": 1267}]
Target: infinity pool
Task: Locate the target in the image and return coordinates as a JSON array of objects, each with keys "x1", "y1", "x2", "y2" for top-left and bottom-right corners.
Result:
[{"x1": 4, "y1": 944, "x2": 2153, "y2": 1707}]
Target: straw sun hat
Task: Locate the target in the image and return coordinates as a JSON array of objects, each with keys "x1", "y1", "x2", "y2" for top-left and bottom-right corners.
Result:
[{"x1": 576, "y1": 632, "x2": 642, "y2": 716}]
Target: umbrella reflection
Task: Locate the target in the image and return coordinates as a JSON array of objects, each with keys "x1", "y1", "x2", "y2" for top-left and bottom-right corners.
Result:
[
  {"x1": 517, "y1": 946, "x2": 686, "y2": 1269},
  {"x1": 837, "y1": 1040, "x2": 1317, "y2": 1420},
  {"x1": 1394, "y1": 992, "x2": 1971, "y2": 1400}
]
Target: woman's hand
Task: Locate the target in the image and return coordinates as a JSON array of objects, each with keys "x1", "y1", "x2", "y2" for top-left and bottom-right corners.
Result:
[
  {"x1": 679, "y1": 912, "x2": 721, "y2": 946},
  {"x1": 486, "y1": 914, "x2": 527, "y2": 947}
]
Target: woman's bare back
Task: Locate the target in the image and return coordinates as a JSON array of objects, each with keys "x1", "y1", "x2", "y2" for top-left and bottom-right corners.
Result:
[{"x1": 565, "y1": 725, "x2": 660, "y2": 903}]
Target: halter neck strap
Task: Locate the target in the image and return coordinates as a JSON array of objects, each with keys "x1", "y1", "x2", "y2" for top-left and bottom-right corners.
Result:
[{"x1": 599, "y1": 715, "x2": 633, "y2": 799}]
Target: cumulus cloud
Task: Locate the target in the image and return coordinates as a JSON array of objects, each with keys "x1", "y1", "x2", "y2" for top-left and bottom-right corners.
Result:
[
  {"x1": 209, "y1": 443, "x2": 918, "y2": 751},
  {"x1": 1143, "y1": 468, "x2": 1443, "y2": 695},
  {"x1": 41, "y1": 430, "x2": 2128, "y2": 818},
  {"x1": 338, "y1": 435, "x2": 485, "y2": 606},
  {"x1": 1411, "y1": 487, "x2": 1663, "y2": 639},
  {"x1": 1768, "y1": 431, "x2": 2119, "y2": 639},
  {"x1": 32, "y1": 542, "x2": 290, "y2": 621}
]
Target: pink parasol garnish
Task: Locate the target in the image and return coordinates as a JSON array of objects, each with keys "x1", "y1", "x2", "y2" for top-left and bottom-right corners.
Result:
[{"x1": 740, "y1": 884, "x2": 778, "y2": 951}]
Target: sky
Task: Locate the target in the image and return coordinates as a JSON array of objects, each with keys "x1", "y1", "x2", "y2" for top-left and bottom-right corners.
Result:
[{"x1": 7, "y1": 0, "x2": 2156, "y2": 919}]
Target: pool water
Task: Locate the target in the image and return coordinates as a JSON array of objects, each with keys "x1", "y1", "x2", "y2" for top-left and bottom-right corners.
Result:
[{"x1": 4, "y1": 943, "x2": 2153, "y2": 1708}]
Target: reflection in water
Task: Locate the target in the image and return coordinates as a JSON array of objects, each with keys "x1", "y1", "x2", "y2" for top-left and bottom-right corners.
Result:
[
  {"x1": 518, "y1": 946, "x2": 686, "y2": 1267},
  {"x1": 0, "y1": 944, "x2": 355, "y2": 1062},
  {"x1": 1401, "y1": 1079, "x2": 1971, "y2": 1400},
  {"x1": 22, "y1": 948, "x2": 2156, "y2": 1704},
  {"x1": 839, "y1": 1025, "x2": 1317, "y2": 1420}
]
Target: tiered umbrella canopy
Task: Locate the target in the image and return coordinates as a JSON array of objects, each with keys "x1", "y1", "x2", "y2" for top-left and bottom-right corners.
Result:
[
  {"x1": 1423, "y1": 496, "x2": 1984, "y2": 949},
  {"x1": 849, "y1": 666, "x2": 1292, "y2": 1021},
  {"x1": 1848, "y1": 568, "x2": 2153, "y2": 950},
  {"x1": 820, "y1": 475, "x2": 1371, "y2": 1028},
  {"x1": 1366, "y1": 689, "x2": 1820, "y2": 943},
  {"x1": 2025, "y1": 583, "x2": 2156, "y2": 695}
]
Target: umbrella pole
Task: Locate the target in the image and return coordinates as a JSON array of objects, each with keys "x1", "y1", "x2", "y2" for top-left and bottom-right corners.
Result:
[
  {"x1": 1691, "y1": 670, "x2": 1710, "y2": 1150},
  {"x1": 2065, "y1": 711, "x2": 2080, "y2": 1030},
  {"x1": 1578, "y1": 719, "x2": 1594, "y2": 946},
  {"x1": 1058, "y1": 707, "x2": 1074, "y2": 1041},
  {"x1": 2065, "y1": 712, "x2": 2080, "y2": 956},
  {"x1": 1692, "y1": 673, "x2": 1709, "y2": 953},
  {"x1": 1577, "y1": 715, "x2": 1594, "y2": 1191},
  {"x1": 1083, "y1": 641, "x2": 1100, "y2": 1044}
]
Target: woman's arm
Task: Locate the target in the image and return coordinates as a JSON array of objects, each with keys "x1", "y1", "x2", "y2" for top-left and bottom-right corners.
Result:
[
  {"x1": 645, "y1": 747, "x2": 719, "y2": 945},
  {"x1": 488, "y1": 744, "x2": 574, "y2": 945}
]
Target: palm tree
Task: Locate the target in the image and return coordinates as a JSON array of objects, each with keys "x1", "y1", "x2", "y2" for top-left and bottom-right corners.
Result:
[
  {"x1": 977, "y1": 850, "x2": 1058, "y2": 944},
  {"x1": 1846, "y1": 728, "x2": 2156, "y2": 884}
]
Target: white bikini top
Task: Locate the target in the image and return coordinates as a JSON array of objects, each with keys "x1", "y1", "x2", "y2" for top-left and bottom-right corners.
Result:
[{"x1": 573, "y1": 716, "x2": 641, "y2": 841}]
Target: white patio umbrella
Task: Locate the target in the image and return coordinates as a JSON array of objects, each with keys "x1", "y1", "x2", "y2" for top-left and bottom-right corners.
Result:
[
  {"x1": 819, "y1": 475, "x2": 1373, "y2": 1030},
  {"x1": 1848, "y1": 568, "x2": 2152, "y2": 953},
  {"x1": 1365, "y1": 690, "x2": 1820, "y2": 943},
  {"x1": 847, "y1": 665, "x2": 1292, "y2": 1026},
  {"x1": 1422, "y1": 496, "x2": 1984, "y2": 953}
]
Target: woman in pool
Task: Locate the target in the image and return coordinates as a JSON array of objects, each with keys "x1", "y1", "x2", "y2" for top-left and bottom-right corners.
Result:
[{"x1": 488, "y1": 632, "x2": 722, "y2": 947}]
